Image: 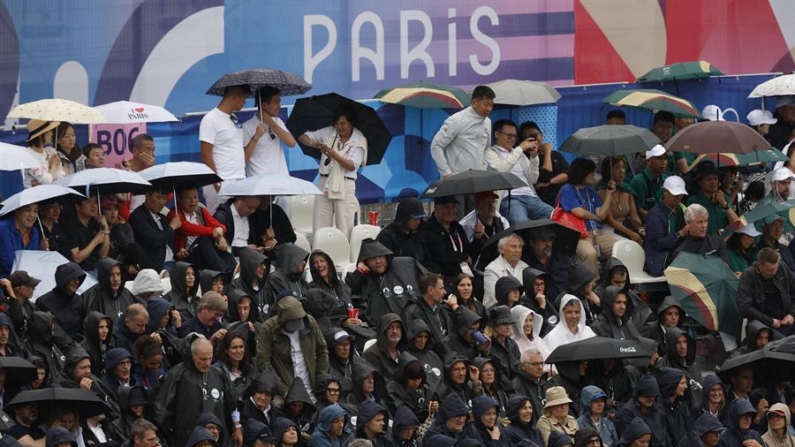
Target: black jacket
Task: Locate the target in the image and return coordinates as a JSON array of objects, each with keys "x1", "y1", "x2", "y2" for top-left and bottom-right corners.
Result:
[
  {"x1": 213, "y1": 200, "x2": 239, "y2": 250},
  {"x1": 439, "y1": 306, "x2": 484, "y2": 361},
  {"x1": 248, "y1": 203, "x2": 297, "y2": 252},
  {"x1": 657, "y1": 367, "x2": 694, "y2": 447},
  {"x1": 129, "y1": 204, "x2": 174, "y2": 272},
  {"x1": 376, "y1": 198, "x2": 425, "y2": 262},
  {"x1": 434, "y1": 351, "x2": 475, "y2": 405},
  {"x1": 82, "y1": 258, "x2": 135, "y2": 319},
  {"x1": 656, "y1": 327, "x2": 703, "y2": 408},
  {"x1": 504, "y1": 395, "x2": 544, "y2": 447},
  {"x1": 362, "y1": 313, "x2": 407, "y2": 381},
  {"x1": 639, "y1": 295, "x2": 685, "y2": 356},
  {"x1": 468, "y1": 395, "x2": 509, "y2": 447},
  {"x1": 591, "y1": 286, "x2": 642, "y2": 341},
  {"x1": 737, "y1": 261, "x2": 795, "y2": 327},
  {"x1": 230, "y1": 248, "x2": 271, "y2": 317},
  {"x1": 405, "y1": 319, "x2": 444, "y2": 392},
  {"x1": 614, "y1": 375, "x2": 666, "y2": 447},
  {"x1": 264, "y1": 243, "x2": 310, "y2": 301},
  {"x1": 717, "y1": 399, "x2": 764, "y2": 447},
  {"x1": 510, "y1": 370, "x2": 548, "y2": 426},
  {"x1": 80, "y1": 311, "x2": 114, "y2": 376},
  {"x1": 402, "y1": 296, "x2": 452, "y2": 350},
  {"x1": 163, "y1": 261, "x2": 200, "y2": 321},
  {"x1": 37, "y1": 262, "x2": 87, "y2": 342},
  {"x1": 419, "y1": 214, "x2": 483, "y2": 282},
  {"x1": 599, "y1": 258, "x2": 654, "y2": 332},
  {"x1": 386, "y1": 353, "x2": 432, "y2": 420}
]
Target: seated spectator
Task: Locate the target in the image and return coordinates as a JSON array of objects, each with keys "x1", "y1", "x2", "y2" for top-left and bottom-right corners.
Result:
[
  {"x1": 391, "y1": 406, "x2": 420, "y2": 447},
  {"x1": 403, "y1": 273, "x2": 453, "y2": 349},
  {"x1": 131, "y1": 335, "x2": 166, "y2": 394},
  {"x1": 239, "y1": 373, "x2": 281, "y2": 427},
  {"x1": 376, "y1": 197, "x2": 426, "y2": 262},
  {"x1": 511, "y1": 349, "x2": 550, "y2": 426},
  {"x1": 511, "y1": 305, "x2": 552, "y2": 367},
  {"x1": 343, "y1": 362, "x2": 387, "y2": 417},
  {"x1": 83, "y1": 258, "x2": 135, "y2": 319},
  {"x1": 738, "y1": 181, "x2": 765, "y2": 215},
  {"x1": 114, "y1": 303, "x2": 150, "y2": 355},
  {"x1": 80, "y1": 311, "x2": 113, "y2": 376},
  {"x1": 719, "y1": 167, "x2": 743, "y2": 210},
  {"x1": 565, "y1": 262, "x2": 600, "y2": 326},
  {"x1": 440, "y1": 307, "x2": 490, "y2": 361},
  {"x1": 504, "y1": 395, "x2": 544, "y2": 447},
  {"x1": 756, "y1": 216, "x2": 795, "y2": 272},
  {"x1": 548, "y1": 360, "x2": 588, "y2": 417},
  {"x1": 164, "y1": 261, "x2": 201, "y2": 321},
  {"x1": 686, "y1": 162, "x2": 738, "y2": 235},
  {"x1": 131, "y1": 268, "x2": 164, "y2": 302},
  {"x1": 639, "y1": 295, "x2": 684, "y2": 355},
  {"x1": 386, "y1": 353, "x2": 433, "y2": 420},
  {"x1": 24, "y1": 311, "x2": 66, "y2": 375},
  {"x1": 37, "y1": 261, "x2": 86, "y2": 342},
  {"x1": 81, "y1": 143, "x2": 105, "y2": 169},
  {"x1": 107, "y1": 387, "x2": 149, "y2": 441},
  {"x1": 405, "y1": 319, "x2": 444, "y2": 392},
  {"x1": 363, "y1": 313, "x2": 406, "y2": 381},
  {"x1": 101, "y1": 196, "x2": 151, "y2": 281},
  {"x1": 420, "y1": 196, "x2": 483, "y2": 284},
  {"x1": 597, "y1": 157, "x2": 645, "y2": 245},
  {"x1": 168, "y1": 184, "x2": 236, "y2": 274},
  {"x1": 435, "y1": 352, "x2": 476, "y2": 403},
  {"x1": 543, "y1": 295, "x2": 596, "y2": 354},
  {"x1": 657, "y1": 327, "x2": 703, "y2": 404},
  {"x1": 461, "y1": 191, "x2": 509, "y2": 295},
  {"x1": 0, "y1": 204, "x2": 46, "y2": 279},
  {"x1": 471, "y1": 356, "x2": 510, "y2": 421},
  {"x1": 231, "y1": 248, "x2": 270, "y2": 317},
  {"x1": 215, "y1": 331, "x2": 257, "y2": 398},
  {"x1": 257, "y1": 294, "x2": 328, "y2": 396},
  {"x1": 591, "y1": 286, "x2": 641, "y2": 340},
  {"x1": 38, "y1": 199, "x2": 70, "y2": 260},
  {"x1": 697, "y1": 376, "x2": 728, "y2": 426},
  {"x1": 248, "y1": 195, "x2": 297, "y2": 257},
  {"x1": 598, "y1": 258, "x2": 654, "y2": 333},
  {"x1": 100, "y1": 347, "x2": 136, "y2": 398},
  {"x1": 557, "y1": 158, "x2": 616, "y2": 276},
  {"x1": 738, "y1": 247, "x2": 795, "y2": 338},
  {"x1": 422, "y1": 394, "x2": 471, "y2": 443},
  {"x1": 183, "y1": 292, "x2": 228, "y2": 343},
  {"x1": 726, "y1": 224, "x2": 760, "y2": 276},
  {"x1": 614, "y1": 376, "x2": 665, "y2": 447},
  {"x1": 761, "y1": 403, "x2": 795, "y2": 447},
  {"x1": 576, "y1": 386, "x2": 619, "y2": 447},
  {"x1": 62, "y1": 196, "x2": 110, "y2": 275},
  {"x1": 146, "y1": 295, "x2": 186, "y2": 339},
  {"x1": 759, "y1": 167, "x2": 795, "y2": 207},
  {"x1": 487, "y1": 306, "x2": 520, "y2": 381},
  {"x1": 520, "y1": 269, "x2": 558, "y2": 335},
  {"x1": 214, "y1": 196, "x2": 262, "y2": 257},
  {"x1": 325, "y1": 328, "x2": 358, "y2": 397},
  {"x1": 658, "y1": 367, "x2": 694, "y2": 446},
  {"x1": 643, "y1": 176, "x2": 687, "y2": 276},
  {"x1": 484, "y1": 234, "x2": 529, "y2": 308},
  {"x1": 450, "y1": 273, "x2": 487, "y2": 327},
  {"x1": 671, "y1": 204, "x2": 729, "y2": 264},
  {"x1": 725, "y1": 366, "x2": 755, "y2": 404},
  {"x1": 308, "y1": 404, "x2": 348, "y2": 447},
  {"x1": 617, "y1": 418, "x2": 652, "y2": 447},
  {"x1": 56, "y1": 345, "x2": 118, "y2": 415},
  {"x1": 129, "y1": 188, "x2": 179, "y2": 273},
  {"x1": 3, "y1": 270, "x2": 41, "y2": 337},
  {"x1": 536, "y1": 386, "x2": 579, "y2": 445},
  {"x1": 574, "y1": 430, "x2": 602, "y2": 447},
  {"x1": 629, "y1": 144, "x2": 669, "y2": 220},
  {"x1": 718, "y1": 400, "x2": 765, "y2": 447},
  {"x1": 282, "y1": 379, "x2": 317, "y2": 440},
  {"x1": 346, "y1": 239, "x2": 424, "y2": 326},
  {"x1": 118, "y1": 134, "x2": 157, "y2": 220},
  {"x1": 521, "y1": 122, "x2": 568, "y2": 207},
  {"x1": 7, "y1": 401, "x2": 45, "y2": 443},
  {"x1": 522, "y1": 227, "x2": 570, "y2": 302},
  {"x1": 265, "y1": 243, "x2": 310, "y2": 301},
  {"x1": 470, "y1": 396, "x2": 509, "y2": 447}
]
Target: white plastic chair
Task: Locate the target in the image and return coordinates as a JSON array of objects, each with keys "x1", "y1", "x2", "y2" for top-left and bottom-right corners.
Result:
[
  {"x1": 611, "y1": 240, "x2": 667, "y2": 285},
  {"x1": 290, "y1": 195, "x2": 316, "y2": 243},
  {"x1": 161, "y1": 277, "x2": 172, "y2": 295},
  {"x1": 349, "y1": 224, "x2": 382, "y2": 262},
  {"x1": 313, "y1": 227, "x2": 351, "y2": 270},
  {"x1": 363, "y1": 338, "x2": 377, "y2": 352},
  {"x1": 338, "y1": 262, "x2": 357, "y2": 282},
  {"x1": 294, "y1": 232, "x2": 312, "y2": 254}
]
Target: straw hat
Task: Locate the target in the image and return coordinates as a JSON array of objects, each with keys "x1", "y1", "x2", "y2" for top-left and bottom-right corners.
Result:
[{"x1": 27, "y1": 119, "x2": 60, "y2": 142}]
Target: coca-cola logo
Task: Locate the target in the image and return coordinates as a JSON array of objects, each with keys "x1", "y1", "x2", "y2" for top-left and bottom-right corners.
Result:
[{"x1": 619, "y1": 346, "x2": 637, "y2": 353}]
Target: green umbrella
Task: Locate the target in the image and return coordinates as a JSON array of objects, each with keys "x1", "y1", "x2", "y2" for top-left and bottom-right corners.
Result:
[
  {"x1": 664, "y1": 252, "x2": 742, "y2": 340},
  {"x1": 723, "y1": 200, "x2": 795, "y2": 236},
  {"x1": 602, "y1": 89, "x2": 701, "y2": 118},
  {"x1": 374, "y1": 81, "x2": 470, "y2": 109},
  {"x1": 690, "y1": 150, "x2": 787, "y2": 169},
  {"x1": 637, "y1": 61, "x2": 724, "y2": 83},
  {"x1": 559, "y1": 124, "x2": 660, "y2": 157}
]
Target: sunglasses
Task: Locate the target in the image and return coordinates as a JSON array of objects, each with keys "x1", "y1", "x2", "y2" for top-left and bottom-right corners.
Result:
[{"x1": 230, "y1": 113, "x2": 242, "y2": 129}]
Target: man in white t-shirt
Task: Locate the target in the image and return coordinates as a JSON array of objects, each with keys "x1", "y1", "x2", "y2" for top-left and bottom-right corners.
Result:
[
  {"x1": 242, "y1": 87, "x2": 296, "y2": 177},
  {"x1": 200, "y1": 85, "x2": 265, "y2": 212}
]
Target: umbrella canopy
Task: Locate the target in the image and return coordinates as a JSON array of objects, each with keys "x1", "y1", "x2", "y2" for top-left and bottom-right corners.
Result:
[
  {"x1": 218, "y1": 173, "x2": 322, "y2": 197},
  {"x1": 546, "y1": 337, "x2": 650, "y2": 363},
  {"x1": 487, "y1": 79, "x2": 561, "y2": 106},
  {"x1": 559, "y1": 125, "x2": 660, "y2": 157},
  {"x1": 0, "y1": 356, "x2": 38, "y2": 385},
  {"x1": 7, "y1": 388, "x2": 109, "y2": 419},
  {"x1": 0, "y1": 142, "x2": 41, "y2": 171},
  {"x1": 664, "y1": 252, "x2": 742, "y2": 339},
  {"x1": 665, "y1": 120, "x2": 773, "y2": 154},
  {"x1": 717, "y1": 348, "x2": 795, "y2": 383},
  {"x1": 748, "y1": 74, "x2": 795, "y2": 98},
  {"x1": 13, "y1": 250, "x2": 98, "y2": 299},
  {"x1": 7, "y1": 99, "x2": 106, "y2": 124},
  {"x1": 56, "y1": 167, "x2": 151, "y2": 196},
  {"x1": 138, "y1": 162, "x2": 221, "y2": 191},
  {"x1": 421, "y1": 170, "x2": 525, "y2": 198},
  {"x1": 0, "y1": 185, "x2": 84, "y2": 218},
  {"x1": 636, "y1": 61, "x2": 724, "y2": 83},
  {"x1": 602, "y1": 89, "x2": 701, "y2": 118},
  {"x1": 286, "y1": 93, "x2": 392, "y2": 165},
  {"x1": 374, "y1": 81, "x2": 470, "y2": 109},
  {"x1": 723, "y1": 200, "x2": 795, "y2": 236},
  {"x1": 690, "y1": 150, "x2": 787, "y2": 169},
  {"x1": 206, "y1": 68, "x2": 311, "y2": 97},
  {"x1": 94, "y1": 100, "x2": 179, "y2": 124},
  {"x1": 483, "y1": 218, "x2": 581, "y2": 259}
]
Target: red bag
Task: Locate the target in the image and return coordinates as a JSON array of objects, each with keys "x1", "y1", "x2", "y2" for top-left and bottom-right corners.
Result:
[{"x1": 551, "y1": 196, "x2": 589, "y2": 239}]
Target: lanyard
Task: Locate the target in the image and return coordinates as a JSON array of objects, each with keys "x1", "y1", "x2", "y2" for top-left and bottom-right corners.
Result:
[{"x1": 448, "y1": 230, "x2": 463, "y2": 252}]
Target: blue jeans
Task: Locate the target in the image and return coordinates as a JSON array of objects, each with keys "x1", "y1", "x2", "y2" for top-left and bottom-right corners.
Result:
[{"x1": 500, "y1": 195, "x2": 554, "y2": 225}]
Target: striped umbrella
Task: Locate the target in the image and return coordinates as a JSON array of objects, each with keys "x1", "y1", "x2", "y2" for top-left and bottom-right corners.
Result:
[
  {"x1": 636, "y1": 61, "x2": 724, "y2": 83},
  {"x1": 690, "y1": 149, "x2": 787, "y2": 168},
  {"x1": 723, "y1": 200, "x2": 795, "y2": 237},
  {"x1": 602, "y1": 89, "x2": 701, "y2": 118},
  {"x1": 375, "y1": 82, "x2": 470, "y2": 109}
]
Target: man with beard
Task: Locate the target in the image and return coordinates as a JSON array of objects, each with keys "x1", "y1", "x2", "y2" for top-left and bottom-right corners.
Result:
[
  {"x1": 308, "y1": 404, "x2": 348, "y2": 447},
  {"x1": 522, "y1": 227, "x2": 569, "y2": 302},
  {"x1": 363, "y1": 314, "x2": 406, "y2": 381},
  {"x1": 37, "y1": 262, "x2": 86, "y2": 342},
  {"x1": 7, "y1": 401, "x2": 45, "y2": 444},
  {"x1": 83, "y1": 258, "x2": 136, "y2": 319}
]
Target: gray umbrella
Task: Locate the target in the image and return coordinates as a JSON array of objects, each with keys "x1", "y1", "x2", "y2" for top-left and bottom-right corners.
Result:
[
  {"x1": 206, "y1": 68, "x2": 312, "y2": 96},
  {"x1": 559, "y1": 124, "x2": 660, "y2": 157}
]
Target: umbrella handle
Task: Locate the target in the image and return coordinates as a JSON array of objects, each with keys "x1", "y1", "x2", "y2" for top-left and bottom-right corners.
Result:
[{"x1": 37, "y1": 217, "x2": 47, "y2": 251}]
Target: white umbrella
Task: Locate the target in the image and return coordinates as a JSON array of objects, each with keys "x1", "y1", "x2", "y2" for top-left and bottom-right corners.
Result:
[
  {"x1": 0, "y1": 185, "x2": 84, "y2": 218},
  {"x1": 218, "y1": 174, "x2": 322, "y2": 197},
  {"x1": 7, "y1": 99, "x2": 106, "y2": 124},
  {"x1": 94, "y1": 100, "x2": 179, "y2": 124},
  {"x1": 13, "y1": 250, "x2": 97, "y2": 299},
  {"x1": 0, "y1": 142, "x2": 40, "y2": 171},
  {"x1": 56, "y1": 167, "x2": 151, "y2": 196},
  {"x1": 748, "y1": 74, "x2": 795, "y2": 98},
  {"x1": 139, "y1": 162, "x2": 221, "y2": 189},
  {"x1": 486, "y1": 79, "x2": 562, "y2": 106}
]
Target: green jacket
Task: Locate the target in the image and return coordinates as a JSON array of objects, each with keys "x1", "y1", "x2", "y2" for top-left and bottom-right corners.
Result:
[
  {"x1": 686, "y1": 190, "x2": 732, "y2": 235},
  {"x1": 629, "y1": 168, "x2": 667, "y2": 212}
]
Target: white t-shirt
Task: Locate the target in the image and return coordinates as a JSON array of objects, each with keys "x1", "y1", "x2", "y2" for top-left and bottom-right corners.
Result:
[
  {"x1": 199, "y1": 108, "x2": 245, "y2": 180},
  {"x1": 230, "y1": 202, "x2": 250, "y2": 248},
  {"x1": 242, "y1": 115, "x2": 289, "y2": 177}
]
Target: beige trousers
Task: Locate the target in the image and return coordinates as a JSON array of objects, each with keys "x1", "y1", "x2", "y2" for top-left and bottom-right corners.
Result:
[{"x1": 313, "y1": 176, "x2": 359, "y2": 239}]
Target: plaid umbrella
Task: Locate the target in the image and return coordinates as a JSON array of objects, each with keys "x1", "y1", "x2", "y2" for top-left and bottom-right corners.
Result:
[
  {"x1": 665, "y1": 120, "x2": 773, "y2": 154},
  {"x1": 374, "y1": 81, "x2": 470, "y2": 109},
  {"x1": 559, "y1": 124, "x2": 660, "y2": 157},
  {"x1": 206, "y1": 68, "x2": 312, "y2": 96},
  {"x1": 664, "y1": 252, "x2": 742, "y2": 340},
  {"x1": 636, "y1": 61, "x2": 724, "y2": 83},
  {"x1": 602, "y1": 89, "x2": 701, "y2": 118}
]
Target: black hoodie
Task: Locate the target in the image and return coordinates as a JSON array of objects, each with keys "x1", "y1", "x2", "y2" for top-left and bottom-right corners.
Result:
[
  {"x1": 520, "y1": 268, "x2": 558, "y2": 337},
  {"x1": 405, "y1": 319, "x2": 444, "y2": 392},
  {"x1": 401, "y1": 293, "x2": 452, "y2": 350},
  {"x1": 469, "y1": 395, "x2": 509, "y2": 447},
  {"x1": 0, "y1": 312, "x2": 23, "y2": 358},
  {"x1": 563, "y1": 262, "x2": 599, "y2": 325},
  {"x1": 422, "y1": 394, "x2": 471, "y2": 443},
  {"x1": 639, "y1": 295, "x2": 685, "y2": 355},
  {"x1": 657, "y1": 326, "x2": 703, "y2": 407},
  {"x1": 657, "y1": 367, "x2": 694, "y2": 447},
  {"x1": 435, "y1": 351, "x2": 475, "y2": 404},
  {"x1": 324, "y1": 327, "x2": 359, "y2": 398},
  {"x1": 471, "y1": 356, "x2": 510, "y2": 420},
  {"x1": 163, "y1": 261, "x2": 200, "y2": 321},
  {"x1": 56, "y1": 344, "x2": 120, "y2": 419},
  {"x1": 598, "y1": 258, "x2": 654, "y2": 331},
  {"x1": 247, "y1": 202, "x2": 297, "y2": 254},
  {"x1": 265, "y1": 243, "x2": 310, "y2": 303},
  {"x1": 590, "y1": 286, "x2": 641, "y2": 341},
  {"x1": 230, "y1": 248, "x2": 270, "y2": 316},
  {"x1": 717, "y1": 399, "x2": 764, "y2": 447},
  {"x1": 284, "y1": 377, "x2": 317, "y2": 439},
  {"x1": 37, "y1": 262, "x2": 87, "y2": 342},
  {"x1": 391, "y1": 405, "x2": 420, "y2": 447},
  {"x1": 362, "y1": 313, "x2": 407, "y2": 381},
  {"x1": 83, "y1": 257, "x2": 136, "y2": 320},
  {"x1": 80, "y1": 311, "x2": 114, "y2": 376},
  {"x1": 308, "y1": 250, "x2": 354, "y2": 327},
  {"x1": 377, "y1": 198, "x2": 426, "y2": 262},
  {"x1": 439, "y1": 306, "x2": 484, "y2": 361},
  {"x1": 386, "y1": 353, "x2": 431, "y2": 420},
  {"x1": 419, "y1": 213, "x2": 483, "y2": 283},
  {"x1": 504, "y1": 395, "x2": 544, "y2": 447},
  {"x1": 355, "y1": 401, "x2": 393, "y2": 447},
  {"x1": 23, "y1": 311, "x2": 66, "y2": 375}
]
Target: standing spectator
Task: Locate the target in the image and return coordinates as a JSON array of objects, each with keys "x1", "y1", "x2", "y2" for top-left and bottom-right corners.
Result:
[
  {"x1": 22, "y1": 119, "x2": 65, "y2": 188},
  {"x1": 483, "y1": 234, "x2": 528, "y2": 308},
  {"x1": 420, "y1": 196, "x2": 483, "y2": 284},
  {"x1": 55, "y1": 122, "x2": 85, "y2": 175},
  {"x1": 643, "y1": 176, "x2": 688, "y2": 276},
  {"x1": 0, "y1": 204, "x2": 48, "y2": 278},
  {"x1": 376, "y1": 198, "x2": 426, "y2": 262},
  {"x1": 129, "y1": 188, "x2": 180, "y2": 273},
  {"x1": 200, "y1": 85, "x2": 257, "y2": 213},
  {"x1": 430, "y1": 86, "x2": 495, "y2": 217},
  {"x1": 629, "y1": 145, "x2": 669, "y2": 220},
  {"x1": 298, "y1": 106, "x2": 367, "y2": 238},
  {"x1": 37, "y1": 262, "x2": 86, "y2": 342},
  {"x1": 737, "y1": 247, "x2": 795, "y2": 338},
  {"x1": 243, "y1": 87, "x2": 296, "y2": 177},
  {"x1": 485, "y1": 119, "x2": 551, "y2": 224},
  {"x1": 62, "y1": 196, "x2": 111, "y2": 275}
]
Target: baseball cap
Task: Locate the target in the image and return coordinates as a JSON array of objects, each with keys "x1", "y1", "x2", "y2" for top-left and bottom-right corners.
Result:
[
  {"x1": 663, "y1": 176, "x2": 688, "y2": 196},
  {"x1": 645, "y1": 144, "x2": 667, "y2": 160},
  {"x1": 434, "y1": 195, "x2": 459, "y2": 205},
  {"x1": 747, "y1": 109, "x2": 777, "y2": 126},
  {"x1": 9, "y1": 271, "x2": 41, "y2": 288},
  {"x1": 771, "y1": 167, "x2": 795, "y2": 183},
  {"x1": 735, "y1": 223, "x2": 762, "y2": 237},
  {"x1": 701, "y1": 104, "x2": 724, "y2": 121},
  {"x1": 100, "y1": 196, "x2": 119, "y2": 209},
  {"x1": 331, "y1": 330, "x2": 353, "y2": 344}
]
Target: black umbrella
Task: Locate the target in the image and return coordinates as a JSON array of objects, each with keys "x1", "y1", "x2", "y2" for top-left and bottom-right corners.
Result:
[
  {"x1": 482, "y1": 218, "x2": 581, "y2": 260},
  {"x1": 206, "y1": 68, "x2": 312, "y2": 97},
  {"x1": 7, "y1": 388, "x2": 109, "y2": 419},
  {"x1": 0, "y1": 410, "x2": 14, "y2": 430},
  {"x1": 717, "y1": 346, "x2": 795, "y2": 383},
  {"x1": 546, "y1": 337, "x2": 651, "y2": 364},
  {"x1": 421, "y1": 170, "x2": 525, "y2": 198},
  {"x1": 286, "y1": 93, "x2": 392, "y2": 165},
  {"x1": 0, "y1": 356, "x2": 37, "y2": 385}
]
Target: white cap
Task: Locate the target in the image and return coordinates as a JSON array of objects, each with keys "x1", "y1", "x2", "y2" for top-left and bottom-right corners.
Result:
[
  {"x1": 771, "y1": 167, "x2": 795, "y2": 183},
  {"x1": 646, "y1": 144, "x2": 667, "y2": 160},
  {"x1": 735, "y1": 223, "x2": 762, "y2": 237},
  {"x1": 701, "y1": 104, "x2": 724, "y2": 121},
  {"x1": 663, "y1": 175, "x2": 688, "y2": 196},
  {"x1": 747, "y1": 109, "x2": 777, "y2": 126}
]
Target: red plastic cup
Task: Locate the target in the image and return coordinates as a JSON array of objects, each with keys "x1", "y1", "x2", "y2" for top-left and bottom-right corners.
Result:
[
  {"x1": 348, "y1": 309, "x2": 359, "y2": 320},
  {"x1": 368, "y1": 211, "x2": 380, "y2": 226}
]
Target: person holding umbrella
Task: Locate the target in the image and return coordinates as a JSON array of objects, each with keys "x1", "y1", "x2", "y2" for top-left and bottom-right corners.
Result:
[
  {"x1": 0, "y1": 203, "x2": 49, "y2": 279},
  {"x1": 23, "y1": 119, "x2": 66, "y2": 188},
  {"x1": 685, "y1": 162, "x2": 738, "y2": 236},
  {"x1": 297, "y1": 106, "x2": 367, "y2": 239},
  {"x1": 243, "y1": 87, "x2": 297, "y2": 178}
]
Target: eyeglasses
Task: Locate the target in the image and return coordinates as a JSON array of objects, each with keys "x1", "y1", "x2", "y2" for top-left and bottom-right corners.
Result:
[
  {"x1": 326, "y1": 388, "x2": 341, "y2": 394},
  {"x1": 522, "y1": 361, "x2": 544, "y2": 367},
  {"x1": 230, "y1": 113, "x2": 242, "y2": 129},
  {"x1": 497, "y1": 130, "x2": 517, "y2": 139}
]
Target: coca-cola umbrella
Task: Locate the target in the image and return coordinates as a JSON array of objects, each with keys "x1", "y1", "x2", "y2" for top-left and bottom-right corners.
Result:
[{"x1": 546, "y1": 336, "x2": 651, "y2": 363}]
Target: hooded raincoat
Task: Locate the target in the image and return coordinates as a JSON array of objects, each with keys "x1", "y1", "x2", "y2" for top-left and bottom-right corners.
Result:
[{"x1": 543, "y1": 295, "x2": 596, "y2": 353}]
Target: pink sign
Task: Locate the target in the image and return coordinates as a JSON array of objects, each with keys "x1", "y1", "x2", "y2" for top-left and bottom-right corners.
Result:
[{"x1": 91, "y1": 123, "x2": 147, "y2": 169}]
